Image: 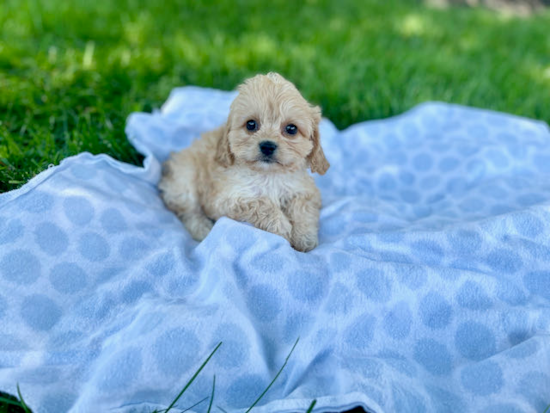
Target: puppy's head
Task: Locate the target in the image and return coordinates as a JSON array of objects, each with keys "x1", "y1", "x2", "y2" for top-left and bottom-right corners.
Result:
[{"x1": 215, "y1": 72, "x2": 329, "y2": 175}]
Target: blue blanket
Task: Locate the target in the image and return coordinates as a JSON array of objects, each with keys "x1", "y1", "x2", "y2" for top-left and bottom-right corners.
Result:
[{"x1": 1, "y1": 86, "x2": 549, "y2": 413}]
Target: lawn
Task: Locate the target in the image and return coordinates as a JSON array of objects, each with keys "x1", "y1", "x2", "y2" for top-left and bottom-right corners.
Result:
[{"x1": 1, "y1": 0, "x2": 549, "y2": 193}]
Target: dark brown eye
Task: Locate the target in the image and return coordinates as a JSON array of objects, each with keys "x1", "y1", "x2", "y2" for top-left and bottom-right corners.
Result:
[
  {"x1": 246, "y1": 120, "x2": 257, "y2": 131},
  {"x1": 285, "y1": 124, "x2": 298, "y2": 135}
]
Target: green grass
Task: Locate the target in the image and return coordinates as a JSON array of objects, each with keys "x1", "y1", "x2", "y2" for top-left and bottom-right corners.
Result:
[
  {"x1": 0, "y1": 0, "x2": 549, "y2": 193},
  {"x1": 0, "y1": 339, "x2": 313, "y2": 413},
  {"x1": 0, "y1": 385, "x2": 32, "y2": 413},
  {"x1": 0, "y1": 1, "x2": 549, "y2": 409}
]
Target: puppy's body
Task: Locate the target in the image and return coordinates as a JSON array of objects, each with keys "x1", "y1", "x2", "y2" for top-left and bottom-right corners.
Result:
[{"x1": 159, "y1": 73, "x2": 329, "y2": 252}]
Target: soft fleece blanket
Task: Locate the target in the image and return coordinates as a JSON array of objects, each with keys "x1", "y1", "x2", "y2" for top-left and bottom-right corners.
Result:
[{"x1": 1, "y1": 87, "x2": 549, "y2": 413}]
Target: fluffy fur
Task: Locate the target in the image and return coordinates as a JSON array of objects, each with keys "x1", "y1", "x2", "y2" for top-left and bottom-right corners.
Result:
[{"x1": 159, "y1": 72, "x2": 329, "y2": 252}]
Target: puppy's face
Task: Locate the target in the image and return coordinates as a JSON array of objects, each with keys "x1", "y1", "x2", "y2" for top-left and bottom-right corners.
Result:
[{"x1": 216, "y1": 73, "x2": 329, "y2": 175}]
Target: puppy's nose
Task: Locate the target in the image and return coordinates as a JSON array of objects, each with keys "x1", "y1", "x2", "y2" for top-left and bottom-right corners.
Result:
[{"x1": 259, "y1": 141, "x2": 277, "y2": 157}]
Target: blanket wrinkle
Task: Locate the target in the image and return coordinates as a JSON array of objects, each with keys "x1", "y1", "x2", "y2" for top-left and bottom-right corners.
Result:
[{"x1": 0, "y1": 87, "x2": 549, "y2": 413}]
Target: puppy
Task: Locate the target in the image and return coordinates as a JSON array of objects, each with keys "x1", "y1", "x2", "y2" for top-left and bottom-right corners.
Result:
[{"x1": 159, "y1": 72, "x2": 329, "y2": 252}]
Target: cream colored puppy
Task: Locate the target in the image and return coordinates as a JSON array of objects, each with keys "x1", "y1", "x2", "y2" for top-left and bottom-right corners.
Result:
[{"x1": 159, "y1": 73, "x2": 329, "y2": 252}]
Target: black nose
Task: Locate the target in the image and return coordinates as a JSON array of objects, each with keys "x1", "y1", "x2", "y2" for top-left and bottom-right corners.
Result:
[{"x1": 259, "y1": 141, "x2": 277, "y2": 157}]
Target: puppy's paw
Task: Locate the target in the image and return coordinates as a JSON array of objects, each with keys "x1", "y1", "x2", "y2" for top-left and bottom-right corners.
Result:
[
  {"x1": 263, "y1": 215, "x2": 292, "y2": 241},
  {"x1": 184, "y1": 216, "x2": 214, "y2": 242},
  {"x1": 291, "y1": 235, "x2": 318, "y2": 253}
]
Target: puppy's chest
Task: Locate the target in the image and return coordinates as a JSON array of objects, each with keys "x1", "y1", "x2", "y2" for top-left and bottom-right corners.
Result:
[{"x1": 217, "y1": 171, "x2": 304, "y2": 205}]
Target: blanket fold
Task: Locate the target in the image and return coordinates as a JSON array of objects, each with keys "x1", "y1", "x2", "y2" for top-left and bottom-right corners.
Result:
[{"x1": 1, "y1": 87, "x2": 549, "y2": 413}]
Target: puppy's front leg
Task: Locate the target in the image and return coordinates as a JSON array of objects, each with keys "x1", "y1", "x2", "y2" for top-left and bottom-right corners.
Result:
[
  {"x1": 284, "y1": 193, "x2": 322, "y2": 252},
  {"x1": 227, "y1": 198, "x2": 292, "y2": 242}
]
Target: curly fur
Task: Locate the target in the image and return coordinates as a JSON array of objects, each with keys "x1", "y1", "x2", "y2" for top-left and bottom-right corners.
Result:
[{"x1": 159, "y1": 72, "x2": 329, "y2": 252}]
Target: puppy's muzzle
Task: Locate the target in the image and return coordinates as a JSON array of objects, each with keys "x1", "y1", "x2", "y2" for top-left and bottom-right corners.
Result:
[{"x1": 259, "y1": 141, "x2": 277, "y2": 158}]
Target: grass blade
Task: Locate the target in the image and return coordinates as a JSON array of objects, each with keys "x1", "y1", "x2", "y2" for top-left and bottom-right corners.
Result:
[
  {"x1": 306, "y1": 400, "x2": 317, "y2": 413},
  {"x1": 16, "y1": 384, "x2": 31, "y2": 413},
  {"x1": 542, "y1": 404, "x2": 550, "y2": 413},
  {"x1": 181, "y1": 397, "x2": 209, "y2": 413},
  {"x1": 217, "y1": 406, "x2": 229, "y2": 413},
  {"x1": 154, "y1": 397, "x2": 208, "y2": 413},
  {"x1": 245, "y1": 337, "x2": 300, "y2": 413},
  {"x1": 206, "y1": 375, "x2": 216, "y2": 413},
  {"x1": 0, "y1": 396, "x2": 26, "y2": 409},
  {"x1": 164, "y1": 342, "x2": 222, "y2": 413}
]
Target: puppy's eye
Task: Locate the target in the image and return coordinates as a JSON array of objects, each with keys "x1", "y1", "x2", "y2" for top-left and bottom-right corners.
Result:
[
  {"x1": 285, "y1": 124, "x2": 298, "y2": 135},
  {"x1": 246, "y1": 120, "x2": 258, "y2": 131}
]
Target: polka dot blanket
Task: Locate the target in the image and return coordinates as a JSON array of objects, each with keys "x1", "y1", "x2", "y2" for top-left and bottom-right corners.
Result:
[{"x1": 1, "y1": 86, "x2": 550, "y2": 413}]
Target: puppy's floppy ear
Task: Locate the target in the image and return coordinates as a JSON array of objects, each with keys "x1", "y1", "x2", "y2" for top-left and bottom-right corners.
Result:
[
  {"x1": 307, "y1": 106, "x2": 330, "y2": 175},
  {"x1": 215, "y1": 121, "x2": 234, "y2": 167}
]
